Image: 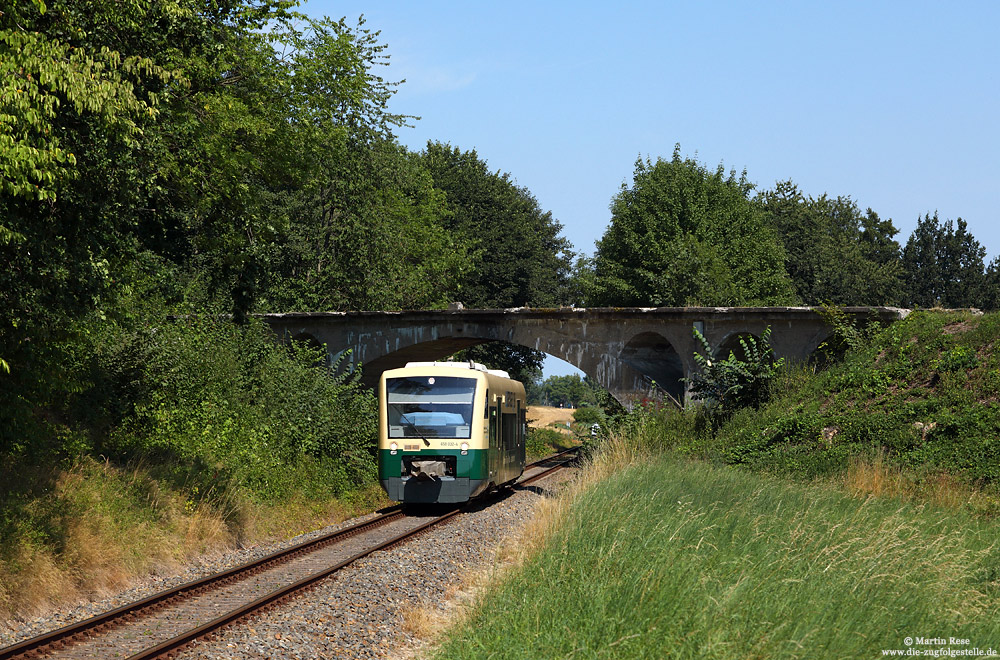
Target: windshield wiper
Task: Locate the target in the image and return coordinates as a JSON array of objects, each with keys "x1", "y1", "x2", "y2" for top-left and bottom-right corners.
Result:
[{"x1": 390, "y1": 404, "x2": 431, "y2": 446}]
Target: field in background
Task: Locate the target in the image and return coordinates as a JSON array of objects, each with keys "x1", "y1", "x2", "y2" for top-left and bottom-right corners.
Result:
[
  {"x1": 525, "y1": 406, "x2": 579, "y2": 460},
  {"x1": 526, "y1": 405, "x2": 575, "y2": 432}
]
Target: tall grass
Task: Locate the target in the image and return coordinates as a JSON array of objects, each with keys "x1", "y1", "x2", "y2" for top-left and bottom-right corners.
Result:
[
  {"x1": 428, "y1": 311, "x2": 1000, "y2": 658},
  {"x1": 435, "y1": 450, "x2": 1000, "y2": 659}
]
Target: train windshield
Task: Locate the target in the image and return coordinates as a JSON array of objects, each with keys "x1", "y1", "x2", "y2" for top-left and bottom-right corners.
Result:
[{"x1": 386, "y1": 376, "x2": 477, "y2": 439}]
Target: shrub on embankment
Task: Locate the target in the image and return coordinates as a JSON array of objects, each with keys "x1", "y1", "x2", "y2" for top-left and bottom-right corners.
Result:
[
  {"x1": 0, "y1": 313, "x2": 379, "y2": 619},
  {"x1": 620, "y1": 309, "x2": 1000, "y2": 502},
  {"x1": 97, "y1": 315, "x2": 377, "y2": 500},
  {"x1": 699, "y1": 309, "x2": 1000, "y2": 492}
]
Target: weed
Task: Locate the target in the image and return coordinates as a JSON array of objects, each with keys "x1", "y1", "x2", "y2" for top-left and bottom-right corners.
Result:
[
  {"x1": 526, "y1": 428, "x2": 574, "y2": 460},
  {"x1": 685, "y1": 326, "x2": 784, "y2": 429}
]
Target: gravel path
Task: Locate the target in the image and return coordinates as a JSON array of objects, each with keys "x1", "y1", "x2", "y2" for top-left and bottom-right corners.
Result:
[{"x1": 0, "y1": 469, "x2": 573, "y2": 659}]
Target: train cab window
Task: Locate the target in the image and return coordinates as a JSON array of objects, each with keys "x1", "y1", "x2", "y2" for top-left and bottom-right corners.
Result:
[{"x1": 386, "y1": 376, "x2": 477, "y2": 439}]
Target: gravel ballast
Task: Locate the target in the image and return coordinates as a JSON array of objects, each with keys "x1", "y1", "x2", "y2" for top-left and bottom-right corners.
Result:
[{"x1": 0, "y1": 469, "x2": 573, "y2": 659}]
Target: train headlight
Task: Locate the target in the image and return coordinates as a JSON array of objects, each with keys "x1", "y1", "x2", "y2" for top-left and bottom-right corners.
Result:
[
  {"x1": 460, "y1": 442, "x2": 469, "y2": 455},
  {"x1": 390, "y1": 441, "x2": 398, "y2": 455}
]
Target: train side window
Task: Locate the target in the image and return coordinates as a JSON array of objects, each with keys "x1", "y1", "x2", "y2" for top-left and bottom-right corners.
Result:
[
  {"x1": 484, "y1": 390, "x2": 490, "y2": 418},
  {"x1": 501, "y1": 411, "x2": 516, "y2": 450},
  {"x1": 518, "y1": 400, "x2": 526, "y2": 442}
]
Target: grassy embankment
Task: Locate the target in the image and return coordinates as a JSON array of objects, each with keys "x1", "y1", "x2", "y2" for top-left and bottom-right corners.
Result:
[
  {"x1": 0, "y1": 355, "x2": 584, "y2": 623},
  {"x1": 431, "y1": 310, "x2": 1000, "y2": 658}
]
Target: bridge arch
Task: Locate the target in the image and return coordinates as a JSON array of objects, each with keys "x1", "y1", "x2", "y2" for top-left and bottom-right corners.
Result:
[
  {"x1": 358, "y1": 332, "x2": 628, "y2": 403},
  {"x1": 620, "y1": 331, "x2": 685, "y2": 403},
  {"x1": 714, "y1": 331, "x2": 768, "y2": 362}
]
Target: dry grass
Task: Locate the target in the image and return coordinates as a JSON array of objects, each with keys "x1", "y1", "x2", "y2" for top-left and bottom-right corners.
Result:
[
  {"x1": 507, "y1": 434, "x2": 649, "y2": 564},
  {"x1": 0, "y1": 463, "x2": 390, "y2": 625},
  {"x1": 844, "y1": 453, "x2": 908, "y2": 498},
  {"x1": 844, "y1": 453, "x2": 995, "y2": 513},
  {"x1": 243, "y1": 483, "x2": 391, "y2": 544},
  {"x1": 0, "y1": 547, "x2": 77, "y2": 618},
  {"x1": 525, "y1": 405, "x2": 575, "y2": 430},
  {"x1": 397, "y1": 581, "x2": 481, "y2": 647},
  {"x1": 0, "y1": 461, "x2": 235, "y2": 621},
  {"x1": 391, "y1": 564, "x2": 499, "y2": 660}
]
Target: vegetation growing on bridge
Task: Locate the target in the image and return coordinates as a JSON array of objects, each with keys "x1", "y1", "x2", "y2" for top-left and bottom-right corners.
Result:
[
  {"x1": 692, "y1": 309, "x2": 1000, "y2": 490},
  {"x1": 578, "y1": 309, "x2": 1000, "y2": 495}
]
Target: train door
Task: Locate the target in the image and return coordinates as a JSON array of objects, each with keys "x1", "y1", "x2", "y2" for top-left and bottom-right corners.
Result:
[
  {"x1": 517, "y1": 399, "x2": 526, "y2": 468},
  {"x1": 500, "y1": 393, "x2": 516, "y2": 482},
  {"x1": 488, "y1": 397, "x2": 499, "y2": 485}
]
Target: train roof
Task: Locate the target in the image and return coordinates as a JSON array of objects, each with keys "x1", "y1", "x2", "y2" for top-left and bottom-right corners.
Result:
[{"x1": 402, "y1": 360, "x2": 511, "y2": 379}]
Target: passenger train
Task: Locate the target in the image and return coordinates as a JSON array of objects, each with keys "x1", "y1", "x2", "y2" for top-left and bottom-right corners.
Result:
[{"x1": 378, "y1": 361, "x2": 527, "y2": 504}]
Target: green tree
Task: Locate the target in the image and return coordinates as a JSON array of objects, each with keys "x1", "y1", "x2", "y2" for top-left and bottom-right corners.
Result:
[
  {"x1": 900, "y1": 214, "x2": 986, "y2": 308},
  {"x1": 1, "y1": 0, "x2": 194, "y2": 437},
  {"x1": 261, "y1": 141, "x2": 467, "y2": 312},
  {"x1": 1, "y1": 0, "x2": 434, "y2": 333},
  {"x1": 759, "y1": 181, "x2": 902, "y2": 305},
  {"x1": 529, "y1": 374, "x2": 599, "y2": 408},
  {"x1": 0, "y1": 0, "x2": 172, "y2": 203},
  {"x1": 0, "y1": 0, "x2": 435, "y2": 448},
  {"x1": 982, "y1": 257, "x2": 1000, "y2": 311},
  {"x1": 420, "y1": 141, "x2": 574, "y2": 308},
  {"x1": 586, "y1": 147, "x2": 797, "y2": 307},
  {"x1": 420, "y1": 141, "x2": 575, "y2": 380},
  {"x1": 126, "y1": 10, "x2": 417, "y2": 319}
]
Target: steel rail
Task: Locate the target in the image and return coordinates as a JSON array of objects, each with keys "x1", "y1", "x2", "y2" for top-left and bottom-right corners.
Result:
[
  {"x1": 519, "y1": 446, "x2": 579, "y2": 485},
  {"x1": 0, "y1": 447, "x2": 579, "y2": 660},
  {"x1": 131, "y1": 451, "x2": 579, "y2": 659},
  {"x1": 0, "y1": 507, "x2": 404, "y2": 660},
  {"x1": 126, "y1": 508, "x2": 464, "y2": 660}
]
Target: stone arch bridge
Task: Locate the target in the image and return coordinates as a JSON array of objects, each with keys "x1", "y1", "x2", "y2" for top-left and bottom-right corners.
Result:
[{"x1": 259, "y1": 307, "x2": 909, "y2": 405}]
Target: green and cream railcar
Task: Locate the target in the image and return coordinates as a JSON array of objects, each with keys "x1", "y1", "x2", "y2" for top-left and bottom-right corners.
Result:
[{"x1": 378, "y1": 361, "x2": 527, "y2": 504}]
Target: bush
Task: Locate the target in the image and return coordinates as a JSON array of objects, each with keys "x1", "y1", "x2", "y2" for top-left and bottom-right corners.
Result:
[
  {"x1": 572, "y1": 407, "x2": 604, "y2": 427},
  {"x1": 90, "y1": 315, "x2": 377, "y2": 502},
  {"x1": 0, "y1": 307, "x2": 382, "y2": 618},
  {"x1": 707, "y1": 310, "x2": 1000, "y2": 487},
  {"x1": 684, "y1": 326, "x2": 784, "y2": 429},
  {"x1": 526, "y1": 427, "x2": 572, "y2": 459}
]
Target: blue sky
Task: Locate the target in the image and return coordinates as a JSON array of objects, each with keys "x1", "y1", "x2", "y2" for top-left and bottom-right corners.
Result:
[{"x1": 303, "y1": 1, "x2": 1000, "y2": 376}]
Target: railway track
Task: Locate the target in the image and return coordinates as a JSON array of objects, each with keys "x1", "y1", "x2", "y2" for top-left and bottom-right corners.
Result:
[{"x1": 0, "y1": 448, "x2": 578, "y2": 660}]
